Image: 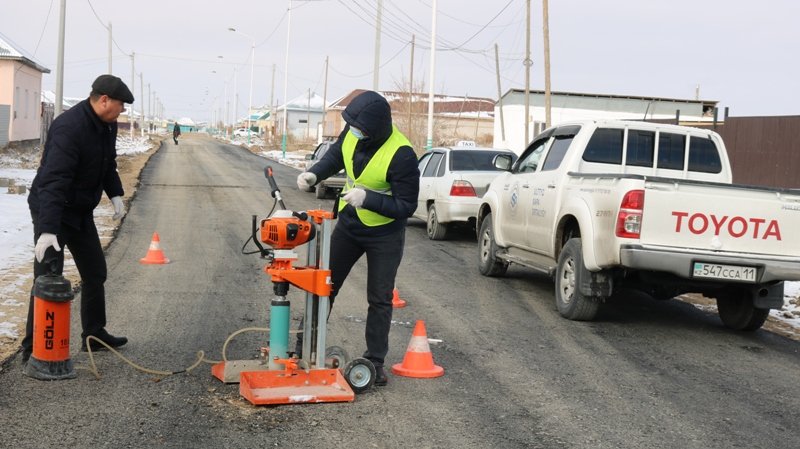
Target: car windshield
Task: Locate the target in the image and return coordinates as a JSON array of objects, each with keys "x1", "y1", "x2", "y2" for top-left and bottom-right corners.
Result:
[{"x1": 450, "y1": 150, "x2": 514, "y2": 171}]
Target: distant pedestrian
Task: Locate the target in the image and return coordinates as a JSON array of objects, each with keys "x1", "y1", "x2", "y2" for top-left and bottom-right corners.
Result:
[
  {"x1": 21, "y1": 74, "x2": 133, "y2": 370},
  {"x1": 173, "y1": 122, "x2": 181, "y2": 145}
]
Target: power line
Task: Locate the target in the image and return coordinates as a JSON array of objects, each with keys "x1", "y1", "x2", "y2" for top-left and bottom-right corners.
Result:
[
  {"x1": 328, "y1": 41, "x2": 410, "y2": 78},
  {"x1": 86, "y1": 0, "x2": 129, "y2": 56},
  {"x1": 443, "y1": 0, "x2": 514, "y2": 51}
]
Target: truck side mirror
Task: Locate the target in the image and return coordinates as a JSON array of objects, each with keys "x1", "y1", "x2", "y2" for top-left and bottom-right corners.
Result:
[
  {"x1": 305, "y1": 154, "x2": 314, "y2": 160},
  {"x1": 493, "y1": 154, "x2": 513, "y2": 171}
]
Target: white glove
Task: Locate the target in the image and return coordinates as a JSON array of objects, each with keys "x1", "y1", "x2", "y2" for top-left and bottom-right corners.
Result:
[
  {"x1": 342, "y1": 188, "x2": 366, "y2": 208},
  {"x1": 297, "y1": 172, "x2": 317, "y2": 190},
  {"x1": 111, "y1": 196, "x2": 124, "y2": 220},
  {"x1": 35, "y1": 233, "x2": 61, "y2": 263}
]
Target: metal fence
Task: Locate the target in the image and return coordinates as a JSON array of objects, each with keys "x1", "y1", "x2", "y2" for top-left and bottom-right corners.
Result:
[
  {"x1": 714, "y1": 116, "x2": 800, "y2": 189},
  {"x1": 649, "y1": 115, "x2": 800, "y2": 189}
]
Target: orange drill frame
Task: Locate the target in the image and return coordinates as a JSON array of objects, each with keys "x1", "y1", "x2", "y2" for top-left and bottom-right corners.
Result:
[{"x1": 263, "y1": 209, "x2": 334, "y2": 297}]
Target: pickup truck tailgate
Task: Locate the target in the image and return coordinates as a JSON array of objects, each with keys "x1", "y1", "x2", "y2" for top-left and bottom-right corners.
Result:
[{"x1": 638, "y1": 180, "x2": 800, "y2": 257}]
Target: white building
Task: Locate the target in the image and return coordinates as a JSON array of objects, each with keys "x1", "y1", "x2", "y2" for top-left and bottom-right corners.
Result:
[
  {"x1": 273, "y1": 92, "x2": 326, "y2": 141},
  {"x1": 495, "y1": 89, "x2": 717, "y2": 154}
]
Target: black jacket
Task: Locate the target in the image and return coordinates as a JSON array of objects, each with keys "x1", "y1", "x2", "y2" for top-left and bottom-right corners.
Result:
[
  {"x1": 28, "y1": 99, "x2": 124, "y2": 234},
  {"x1": 309, "y1": 91, "x2": 420, "y2": 237}
]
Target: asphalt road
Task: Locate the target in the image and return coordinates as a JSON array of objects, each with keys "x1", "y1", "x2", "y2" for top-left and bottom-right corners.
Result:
[{"x1": 1, "y1": 135, "x2": 799, "y2": 448}]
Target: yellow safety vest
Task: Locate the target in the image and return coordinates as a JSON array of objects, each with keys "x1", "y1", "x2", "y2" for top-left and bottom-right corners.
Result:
[{"x1": 340, "y1": 125, "x2": 412, "y2": 226}]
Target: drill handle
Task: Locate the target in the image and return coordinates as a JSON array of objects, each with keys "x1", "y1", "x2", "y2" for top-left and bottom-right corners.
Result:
[{"x1": 264, "y1": 166, "x2": 286, "y2": 210}]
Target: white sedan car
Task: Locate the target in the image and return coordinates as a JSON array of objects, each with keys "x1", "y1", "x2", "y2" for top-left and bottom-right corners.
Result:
[{"x1": 414, "y1": 144, "x2": 517, "y2": 240}]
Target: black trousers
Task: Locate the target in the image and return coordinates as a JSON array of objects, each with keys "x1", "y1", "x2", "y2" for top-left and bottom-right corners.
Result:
[
  {"x1": 21, "y1": 212, "x2": 108, "y2": 354},
  {"x1": 300, "y1": 224, "x2": 405, "y2": 367}
]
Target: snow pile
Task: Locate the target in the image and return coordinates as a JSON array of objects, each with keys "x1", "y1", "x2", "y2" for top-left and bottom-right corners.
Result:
[{"x1": 116, "y1": 135, "x2": 153, "y2": 155}]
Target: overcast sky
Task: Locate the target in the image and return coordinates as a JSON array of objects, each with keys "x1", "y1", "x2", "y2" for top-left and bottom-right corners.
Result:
[{"x1": 2, "y1": 0, "x2": 798, "y2": 123}]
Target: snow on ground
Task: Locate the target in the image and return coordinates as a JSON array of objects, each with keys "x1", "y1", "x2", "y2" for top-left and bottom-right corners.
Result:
[{"x1": 0, "y1": 136, "x2": 151, "y2": 338}]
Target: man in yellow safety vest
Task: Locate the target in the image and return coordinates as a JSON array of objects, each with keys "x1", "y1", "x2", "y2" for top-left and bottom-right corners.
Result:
[{"x1": 296, "y1": 90, "x2": 420, "y2": 386}]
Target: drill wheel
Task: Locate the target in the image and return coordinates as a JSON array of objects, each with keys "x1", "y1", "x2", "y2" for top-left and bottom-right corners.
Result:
[
  {"x1": 343, "y1": 358, "x2": 376, "y2": 394},
  {"x1": 325, "y1": 345, "x2": 349, "y2": 369}
]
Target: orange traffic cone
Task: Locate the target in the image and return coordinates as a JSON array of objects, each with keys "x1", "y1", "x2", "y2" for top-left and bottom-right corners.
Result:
[
  {"x1": 392, "y1": 287, "x2": 407, "y2": 308},
  {"x1": 140, "y1": 232, "x2": 170, "y2": 264},
  {"x1": 391, "y1": 320, "x2": 444, "y2": 378}
]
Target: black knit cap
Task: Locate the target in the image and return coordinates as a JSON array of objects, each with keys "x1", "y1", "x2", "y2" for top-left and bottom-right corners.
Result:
[{"x1": 91, "y1": 74, "x2": 134, "y2": 103}]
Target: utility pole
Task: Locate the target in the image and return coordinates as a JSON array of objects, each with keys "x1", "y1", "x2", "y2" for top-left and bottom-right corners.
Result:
[
  {"x1": 408, "y1": 34, "x2": 415, "y2": 128},
  {"x1": 543, "y1": 0, "x2": 552, "y2": 128},
  {"x1": 373, "y1": 0, "x2": 383, "y2": 90},
  {"x1": 322, "y1": 56, "x2": 328, "y2": 139},
  {"x1": 55, "y1": 0, "x2": 65, "y2": 116},
  {"x1": 223, "y1": 81, "x2": 228, "y2": 132},
  {"x1": 107, "y1": 22, "x2": 112, "y2": 74},
  {"x1": 282, "y1": 0, "x2": 293, "y2": 159},
  {"x1": 425, "y1": 0, "x2": 438, "y2": 151},
  {"x1": 139, "y1": 72, "x2": 144, "y2": 137},
  {"x1": 270, "y1": 63, "x2": 276, "y2": 142},
  {"x1": 524, "y1": 0, "x2": 531, "y2": 147},
  {"x1": 495, "y1": 43, "x2": 505, "y2": 142},
  {"x1": 233, "y1": 66, "x2": 238, "y2": 128},
  {"x1": 130, "y1": 52, "x2": 135, "y2": 139},
  {"x1": 248, "y1": 41, "x2": 254, "y2": 144},
  {"x1": 147, "y1": 83, "x2": 151, "y2": 131},
  {"x1": 306, "y1": 88, "x2": 311, "y2": 140}
]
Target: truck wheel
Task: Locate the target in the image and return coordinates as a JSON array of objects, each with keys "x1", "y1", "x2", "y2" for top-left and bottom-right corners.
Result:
[
  {"x1": 478, "y1": 214, "x2": 508, "y2": 277},
  {"x1": 555, "y1": 238, "x2": 600, "y2": 321},
  {"x1": 315, "y1": 183, "x2": 328, "y2": 199},
  {"x1": 716, "y1": 291, "x2": 769, "y2": 331},
  {"x1": 427, "y1": 205, "x2": 448, "y2": 240}
]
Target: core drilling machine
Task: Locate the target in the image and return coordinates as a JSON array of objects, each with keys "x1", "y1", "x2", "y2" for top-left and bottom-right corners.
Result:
[{"x1": 212, "y1": 166, "x2": 377, "y2": 405}]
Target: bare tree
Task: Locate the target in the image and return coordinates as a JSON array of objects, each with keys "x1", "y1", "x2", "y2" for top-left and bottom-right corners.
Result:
[{"x1": 390, "y1": 77, "x2": 444, "y2": 156}]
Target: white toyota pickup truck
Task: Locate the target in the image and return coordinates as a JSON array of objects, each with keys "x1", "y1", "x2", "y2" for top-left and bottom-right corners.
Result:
[{"x1": 477, "y1": 120, "x2": 800, "y2": 331}]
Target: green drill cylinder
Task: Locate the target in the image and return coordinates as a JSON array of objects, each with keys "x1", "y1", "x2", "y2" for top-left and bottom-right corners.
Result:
[{"x1": 268, "y1": 298, "x2": 290, "y2": 370}]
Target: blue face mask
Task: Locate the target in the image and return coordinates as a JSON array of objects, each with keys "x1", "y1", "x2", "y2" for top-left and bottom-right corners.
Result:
[{"x1": 350, "y1": 127, "x2": 366, "y2": 140}]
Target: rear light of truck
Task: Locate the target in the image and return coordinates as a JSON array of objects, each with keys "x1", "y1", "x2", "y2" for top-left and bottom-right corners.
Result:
[
  {"x1": 450, "y1": 180, "x2": 477, "y2": 197},
  {"x1": 616, "y1": 189, "x2": 644, "y2": 238}
]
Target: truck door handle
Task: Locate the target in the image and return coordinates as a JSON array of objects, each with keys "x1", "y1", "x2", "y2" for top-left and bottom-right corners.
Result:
[
  {"x1": 547, "y1": 184, "x2": 556, "y2": 189},
  {"x1": 522, "y1": 184, "x2": 530, "y2": 188}
]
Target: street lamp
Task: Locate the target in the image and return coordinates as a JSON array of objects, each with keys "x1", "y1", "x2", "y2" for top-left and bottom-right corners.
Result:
[
  {"x1": 282, "y1": 0, "x2": 293, "y2": 159},
  {"x1": 228, "y1": 27, "x2": 255, "y2": 145}
]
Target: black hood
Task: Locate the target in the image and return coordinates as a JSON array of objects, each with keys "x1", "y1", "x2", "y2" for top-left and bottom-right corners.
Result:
[{"x1": 341, "y1": 90, "x2": 393, "y2": 145}]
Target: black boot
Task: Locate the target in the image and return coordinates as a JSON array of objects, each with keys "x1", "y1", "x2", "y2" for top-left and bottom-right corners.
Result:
[
  {"x1": 374, "y1": 365, "x2": 388, "y2": 386},
  {"x1": 81, "y1": 329, "x2": 128, "y2": 352}
]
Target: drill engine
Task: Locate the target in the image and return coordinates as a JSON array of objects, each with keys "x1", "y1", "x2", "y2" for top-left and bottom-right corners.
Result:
[{"x1": 259, "y1": 210, "x2": 315, "y2": 250}]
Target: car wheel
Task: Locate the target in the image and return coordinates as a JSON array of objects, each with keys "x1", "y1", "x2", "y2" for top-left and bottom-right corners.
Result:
[
  {"x1": 315, "y1": 183, "x2": 327, "y2": 199},
  {"x1": 427, "y1": 205, "x2": 448, "y2": 240},
  {"x1": 716, "y1": 290, "x2": 769, "y2": 331},
  {"x1": 477, "y1": 214, "x2": 508, "y2": 277},
  {"x1": 555, "y1": 238, "x2": 600, "y2": 321}
]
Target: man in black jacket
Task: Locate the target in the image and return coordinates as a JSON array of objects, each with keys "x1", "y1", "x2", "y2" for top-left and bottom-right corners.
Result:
[
  {"x1": 21, "y1": 74, "x2": 134, "y2": 368},
  {"x1": 173, "y1": 122, "x2": 181, "y2": 145},
  {"x1": 296, "y1": 90, "x2": 420, "y2": 386}
]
